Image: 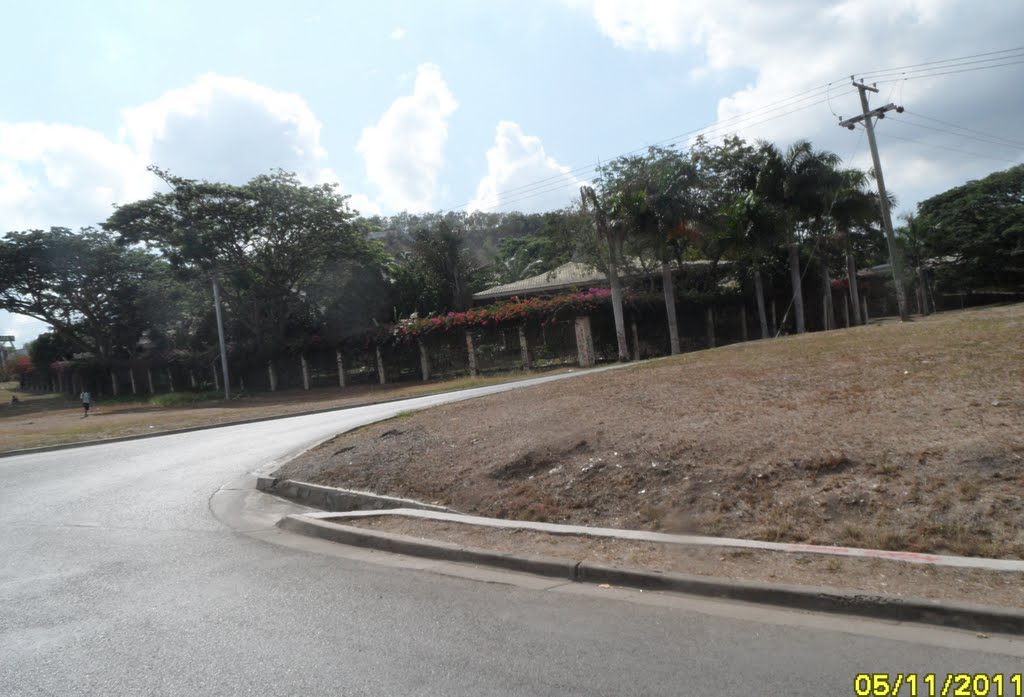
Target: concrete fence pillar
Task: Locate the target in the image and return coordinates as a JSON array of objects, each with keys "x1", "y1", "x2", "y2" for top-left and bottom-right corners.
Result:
[
  {"x1": 375, "y1": 345, "x2": 386, "y2": 385},
  {"x1": 465, "y1": 331, "x2": 478, "y2": 378},
  {"x1": 518, "y1": 324, "x2": 531, "y2": 371},
  {"x1": 267, "y1": 361, "x2": 278, "y2": 392},
  {"x1": 418, "y1": 339, "x2": 430, "y2": 381},
  {"x1": 336, "y1": 349, "x2": 346, "y2": 388},
  {"x1": 574, "y1": 316, "x2": 595, "y2": 368}
]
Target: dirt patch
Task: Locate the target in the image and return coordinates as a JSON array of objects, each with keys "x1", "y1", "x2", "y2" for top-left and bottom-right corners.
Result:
[
  {"x1": 340, "y1": 515, "x2": 1024, "y2": 609},
  {"x1": 277, "y1": 305, "x2": 1024, "y2": 560}
]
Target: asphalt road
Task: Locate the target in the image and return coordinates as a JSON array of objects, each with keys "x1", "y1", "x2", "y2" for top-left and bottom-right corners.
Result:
[{"x1": 2, "y1": 373, "x2": 1022, "y2": 696}]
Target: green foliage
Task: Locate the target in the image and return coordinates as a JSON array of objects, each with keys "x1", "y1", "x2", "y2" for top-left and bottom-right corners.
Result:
[
  {"x1": 0, "y1": 227, "x2": 170, "y2": 360},
  {"x1": 105, "y1": 168, "x2": 381, "y2": 362},
  {"x1": 912, "y1": 164, "x2": 1024, "y2": 291}
]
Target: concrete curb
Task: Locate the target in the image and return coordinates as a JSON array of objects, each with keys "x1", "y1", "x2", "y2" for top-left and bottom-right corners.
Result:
[
  {"x1": 278, "y1": 513, "x2": 1024, "y2": 636},
  {"x1": 258, "y1": 478, "x2": 453, "y2": 514}
]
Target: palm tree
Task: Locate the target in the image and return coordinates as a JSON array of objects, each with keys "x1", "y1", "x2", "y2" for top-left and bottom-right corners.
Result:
[
  {"x1": 827, "y1": 168, "x2": 879, "y2": 325},
  {"x1": 755, "y1": 141, "x2": 842, "y2": 334},
  {"x1": 580, "y1": 185, "x2": 629, "y2": 361}
]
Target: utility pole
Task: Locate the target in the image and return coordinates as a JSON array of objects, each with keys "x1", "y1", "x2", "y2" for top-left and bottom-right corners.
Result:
[
  {"x1": 839, "y1": 79, "x2": 910, "y2": 322},
  {"x1": 212, "y1": 278, "x2": 230, "y2": 399}
]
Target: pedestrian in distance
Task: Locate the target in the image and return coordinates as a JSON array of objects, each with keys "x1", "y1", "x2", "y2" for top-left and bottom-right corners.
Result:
[{"x1": 79, "y1": 390, "x2": 91, "y2": 418}]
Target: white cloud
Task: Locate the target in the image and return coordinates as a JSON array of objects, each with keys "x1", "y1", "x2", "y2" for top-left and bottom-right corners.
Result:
[
  {"x1": 389, "y1": 27, "x2": 407, "y2": 40},
  {"x1": 469, "y1": 121, "x2": 583, "y2": 213},
  {"x1": 0, "y1": 123, "x2": 152, "y2": 231},
  {"x1": 121, "y1": 73, "x2": 332, "y2": 185},
  {"x1": 577, "y1": 0, "x2": 1024, "y2": 215},
  {"x1": 356, "y1": 64, "x2": 458, "y2": 212}
]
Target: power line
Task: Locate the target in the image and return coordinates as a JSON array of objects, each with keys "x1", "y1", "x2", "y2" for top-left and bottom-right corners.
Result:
[
  {"x1": 468, "y1": 92, "x2": 850, "y2": 213},
  {"x1": 887, "y1": 116, "x2": 1024, "y2": 152},
  {"x1": 873, "y1": 58, "x2": 1024, "y2": 85},
  {"x1": 857, "y1": 47, "x2": 1024, "y2": 80},
  {"x1": 900, "y1": 110, "x2": 1024, "y2": 149},
  {"x1": 452, "y1": 46, "x2": 1024, "y2": 214},
  {"x1": 462, "y1": 79, "x2": 853, "y2": 209},
  {"x1": 875, "y1": 132, "x2": 1022, "y2": 164}
]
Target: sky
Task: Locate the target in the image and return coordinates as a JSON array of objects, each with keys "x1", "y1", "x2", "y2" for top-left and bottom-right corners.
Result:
[{"x1": 3, "y1": 0, "x2": 1023, "y2": 346}]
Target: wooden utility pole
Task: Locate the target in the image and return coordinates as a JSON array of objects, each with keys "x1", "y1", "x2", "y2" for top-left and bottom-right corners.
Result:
[{"x1": 839, "y1": 80, "x2": 910, "y2": 322}]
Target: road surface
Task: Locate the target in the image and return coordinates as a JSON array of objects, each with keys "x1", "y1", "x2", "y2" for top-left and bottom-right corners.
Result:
[{"x1": 2, "y1": 374, "x2": 1021, "y2": 696}]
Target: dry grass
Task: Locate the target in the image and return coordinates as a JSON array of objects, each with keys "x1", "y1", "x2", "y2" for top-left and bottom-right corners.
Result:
[{"x1": 278, "y1": 304, "x2": 1024, "y2": 559}]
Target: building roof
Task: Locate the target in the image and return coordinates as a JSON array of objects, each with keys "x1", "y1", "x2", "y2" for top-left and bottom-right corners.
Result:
[
  {"x1": 473, "y1": 262, "x2": 606, "y2": 301},
  {"x1": 473, "y1": 259, "x2": 722, "y2": 301}
]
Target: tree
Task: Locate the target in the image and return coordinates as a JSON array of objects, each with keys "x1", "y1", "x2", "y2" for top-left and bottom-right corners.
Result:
[
  {"x1": 105, "y1": 168, "x2": 378, "y2": 360},
  {"x1": 598, "y1": 146, "x2": 708, "y2": 355},
  {"x1": 692, "y1": 136, "x2": 777, "y2": 338},
  {"x1": 913, "y1": 164, "x2": 1024, "y2": 292},
  {"x1": 580, "y1": 185, "x2": 630, "y2": 361},
  {"x1": 755, "y1": 141, "x2": 842, "y2": 334},
  {"x1": 408, "y1": 216, "x2": 486, "y2": 313},
  {"x1": 0, "y1": 227, "x2": 167, "y2": 360}
]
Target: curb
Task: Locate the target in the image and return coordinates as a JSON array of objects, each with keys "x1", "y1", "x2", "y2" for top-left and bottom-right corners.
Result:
[
  {"x1": 278, "y1": 513, "x2": 1024, "y2": 636},
  {"x1": 258, "y1": 478, "x2": 453, "y2": 514}
]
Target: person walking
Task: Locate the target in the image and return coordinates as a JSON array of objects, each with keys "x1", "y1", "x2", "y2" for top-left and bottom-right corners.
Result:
[{"x1": 79, "y1": 390, "x2": 91, "y2": 418}]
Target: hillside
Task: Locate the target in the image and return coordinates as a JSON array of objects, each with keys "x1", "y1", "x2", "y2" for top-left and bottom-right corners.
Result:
[{"x1": 276, "y1": 304, "x2": 1024, "y2": 558}]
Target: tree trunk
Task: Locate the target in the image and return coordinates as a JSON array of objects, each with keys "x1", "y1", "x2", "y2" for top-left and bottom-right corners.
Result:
[
  {"x1": 631, "y1": 318, "x2": 640, "y2": 361},
  {"x1": 418, "y1": 338, "x2": 430, "y2": 381},
  {"x1": 862, "y1": 296, "x2": 870, "y2": 323},
  {"x1": 821, "y1": 262, "x2": 835, "y2": 331},
  {"x1": 300, "y1": 355, "x2": 310, "y2": 390},
  {"x1": 465, "y1": 331, "x2": 478, "y2": 377},
  {"x1": 788, "y1": 242, "x2": 806, "y2": 334},
  {"x1": 147, "y1": 369, "x2": 155, "y2": 395},
  {"x1": 753, "y1": 264, "x2": 769, "y2": 339},
  {"x1": 607, "y1": 254, "x2": 629, "y2": 361},
  {"x1": 189, "y1": 370, "x2": 197, "y2": 389},
  {"x1": 845, "y1": 237, "x2": 862, "y2": 325},
  {"x1": 336, "y1": 349, "x2": 346, "y2": 388},
  {"x1": 130, "y1": 368, "x2": 138, "y2": 395},
  {"x1": 661, "y1": 261, "x2": 680, "y2": 355},
  {"x1": 110, "y1": 371, "x2": 118, "y2": 397},
  {"x1": 843, "y1": 296, "x2": 850, "y2": 328},
  {"x1": 518, "y1": 324, "x2": 531, "y2": 370},
  {"x1": 166, "y1": 368, "x2": 175, "y2": 393},
  {"x1": 740, "y1": 305, "x2": 748, "y2": 342},
  {"x1": 916, "y1": 266, "x2": 931, "y2": 315},
  {"x1": 771, "y1": 299, "x2": 778, "y2": 336},
  {"x1": 211, "y1": 366, "x2": 219, "y2": 392},
  {"x1": 267, "y1": 361, "x2": 278, "y2": 392},
  {"x1": 705, "y1": 307, "x2": 716, "y2": 348}
]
